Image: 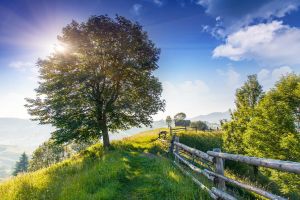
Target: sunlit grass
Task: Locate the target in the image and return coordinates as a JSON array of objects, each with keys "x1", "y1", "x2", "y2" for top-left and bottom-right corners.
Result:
[
  {"x1": 0, "y1": 128, "x2": 210, "y2": 200},
  {"x1": 2, "y1": 128, "x2": 291, "y2": 200}
]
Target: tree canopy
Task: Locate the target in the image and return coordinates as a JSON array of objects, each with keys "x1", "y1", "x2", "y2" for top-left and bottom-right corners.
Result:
[
  {"x1": 223, "y1": 74, "x2": 300, "y2": 196},
  {"x1": 190, "y1": 120, "x2": 208, "y2": 131},
  {"x1": 26, "y1": 15, "x2": 165, "y2": 148},
  {"x1": 222, "y1": 75, "x2": 263, "y2": 154},
  {"x1": 29, "y1": 139, "x2": 97, "y2": 171},
  {"x1": 174, "y1": 112, "x2": 186, "y2": 121}
]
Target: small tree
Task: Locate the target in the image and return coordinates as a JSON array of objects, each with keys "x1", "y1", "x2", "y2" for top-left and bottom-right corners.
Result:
[
  {"x1": 25, "y1": 15, "x2": 165, "y2": 149},
  {"x1": 190, "y1": 120, "x2": 208, "y2": 131},
  {"x1": 166, "y1": 116, "x2": 172, "y2": 128},
  {"x1": 12, "y1": 152, "x2": 29, "y2": 176},
  {"x1": 174, "y1": 112, "x2": 189, "y2": 127},
  {"x1": 222, "y1": 75, "x2": 263, "y2": 154},
  {"x1": 174, "y1": 112, "x2": 186, "y2": 122},
  {"x1": 29, "y1": 139, "x2": 97, "y2": 171},
  {"x1": 29, "y1": 140, "x2": 66, "y2": 171}
]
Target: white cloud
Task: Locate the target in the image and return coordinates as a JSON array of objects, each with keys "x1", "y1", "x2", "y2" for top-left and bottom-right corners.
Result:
[
  {"x1": 9, "y1": 61, "x2": 34, "y2": 71},
  {"x1": 217, "y1": 67, "x2": 241, "y2": 87},
  {"x1": 154, "y1": 80, "x2": 210, "y2": 119},
  {"x1": 197, "y1": 0, "x2": 300, "y2": 35},
  {"x1": 257, "y1": 68, "x2": 270, "y2": 80},
  {"x1": 213, "y1": 21, "x2": 300, "y2": 66},
  {"x1": 153, "y1": 78, "x2": 237, "y2": 120},
  {"x1": 9, "y1": 61, "x2": 39, "y2": 83},
  {"x1": 258, "y1": 66, "x2": 293, "y2": 90},
  {"x1": 0, "y1": 93, "x2": 32, "y2": 118},
  {"x1": 153, "y1": 0, "x2": 163, "y2": 7},
  {"x1": 272, "y1": 66, "x2": 293, "y2": 80},
  {"x1": 131, "y1": 4, "x2": 143, "y2": 16}
]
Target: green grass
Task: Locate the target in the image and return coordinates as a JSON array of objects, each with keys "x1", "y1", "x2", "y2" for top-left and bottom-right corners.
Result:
[
  {"x1": 176, "y1": 129, "x2": 223, "y2": 152},
  {"x1": 2, "y1": 128, "x2": 296, "y2": 200},
  {"x1": 0, "y1": 129, "x2": 210, "y2": 200}
]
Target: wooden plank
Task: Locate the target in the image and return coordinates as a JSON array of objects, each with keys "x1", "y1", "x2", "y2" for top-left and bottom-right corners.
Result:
[
  {"x1": 204, "y1": 169, "x2": 287, "y2": 200},
  {"x1": 173, "y1": 161, "x2": 218, "y2": 200},
  {"x1": 171, "y1": 127, "x2": 186, "y2": 131},
  {"x1": 174, "y1": 142, "x2": 214, "y2": 163},
  {"x1": 174, "y1": 152, "x2": 214, "y2": 181},
  {"x1": 213, "y1": 148, "x2": 226, "y2": 191},
  {"x1": 207, "y1": 151, "x2": 300, "y2": 174},
  {"x1": 211, "y1": 187, "x2": 237, "y2": 200}
]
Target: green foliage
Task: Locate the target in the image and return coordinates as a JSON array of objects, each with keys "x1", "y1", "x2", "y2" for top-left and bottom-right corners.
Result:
[
  {"x1": 243, "y1": 74, "x2": 300, "y2": 159},
  {"x1": 166, "y1": 115, "x2": 172, "y2": 128},
  {"x1": 222, "y1": 74, "x2": 300, "y2": 198},
  {"x1": 12, "y1": 153, "x2": 29, "y2": 176},
  {"x1": 223, "y1": 74, "x2": 263, "y2": 154},
  {"x1": 243, "y1": 75, "x2": 300, "y2": 197},
  {"x1": 30, "y1": 139, "x2": 97, "y2": 171},
  {"x1": 0, "y1": 130, "x2": 208, "y2": 200},
  {"x1": 29, "y1": 140, "x2": 67, "y2": 172},
  {"x1": 174, "y1": 112, "x2": 186, "y2": 121},
  {"x1": 190, "y1": 121, "x2": 208, "y2": 131},
  {"x1": 174, "y1": 113, "x2": 190, "y2": 127},
  {"x1": 177, "y1": 130, "x2": 222, "y2": 152},
  {"x1": 25, "y1": 15, "x2": 165, "y2": 148}
]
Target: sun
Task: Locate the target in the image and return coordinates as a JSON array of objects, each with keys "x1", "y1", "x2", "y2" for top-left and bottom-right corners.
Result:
[{"x1": 50, "y1": 43, "x2": 66, "y2": 54}]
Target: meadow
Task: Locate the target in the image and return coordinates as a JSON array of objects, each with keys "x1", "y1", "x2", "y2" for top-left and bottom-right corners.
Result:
[
  {"x1": 0, "y1": 129, "x2": 209, "y2": 200},
  {"x1": 1, "y1": 128, "x2": 298, "y2": 200}
]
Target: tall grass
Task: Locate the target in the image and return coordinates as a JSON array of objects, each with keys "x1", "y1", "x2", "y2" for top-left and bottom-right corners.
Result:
[{"x1": 0, "y1": 129, "x2": 210, "y2": 200}]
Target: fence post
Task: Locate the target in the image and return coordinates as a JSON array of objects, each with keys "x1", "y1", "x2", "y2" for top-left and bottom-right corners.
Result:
[
  {"x1": 170, "y1": 127, "x2": 172, "y2": 136},
  {"x1": 213, "y1": 148, "x2": 226, "y2": 191},
  {"x1": 174, "y1": 136, "x2": 179, "y2": 162},
  {"x1": 175, "y1": 136, "x2": 179, "y2": 154},
  {"x1": 169, "y1": 135, "x2": 176, "y2": 154}
]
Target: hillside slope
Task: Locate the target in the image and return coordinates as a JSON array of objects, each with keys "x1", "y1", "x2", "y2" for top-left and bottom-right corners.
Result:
[{"x1": 0, "y1": 130, "x2": 209, "y2": 200}]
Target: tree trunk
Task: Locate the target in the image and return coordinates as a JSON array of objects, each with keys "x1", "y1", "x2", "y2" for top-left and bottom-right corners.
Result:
[{"x1": 102, "y1": 123, "x2": 110, "y2": 149}]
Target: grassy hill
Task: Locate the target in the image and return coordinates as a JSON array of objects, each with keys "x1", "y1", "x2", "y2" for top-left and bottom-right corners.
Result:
[
  {"x1": 2, "y1": 128, "x2": 294, "y2": 199},
  {"x1": 0, "y1": 129, "x2": 210, "y2": 200}
]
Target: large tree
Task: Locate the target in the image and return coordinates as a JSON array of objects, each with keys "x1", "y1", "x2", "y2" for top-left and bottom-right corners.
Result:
[{"x1": 26, "y1": 15, "x2": 165, "y2": 148}]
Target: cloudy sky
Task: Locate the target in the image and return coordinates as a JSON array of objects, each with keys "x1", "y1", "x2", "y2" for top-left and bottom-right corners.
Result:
[{"x1": 0, "y1": 0, "x2": 299, "y2": 120}]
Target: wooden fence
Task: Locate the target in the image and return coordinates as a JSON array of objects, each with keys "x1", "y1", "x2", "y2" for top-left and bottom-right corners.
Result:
[{"x1": 167, "y1": 135, "x2": 300, "y2": 200}]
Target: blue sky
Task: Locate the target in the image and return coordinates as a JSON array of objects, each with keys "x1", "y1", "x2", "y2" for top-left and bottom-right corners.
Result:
[{"x1": 0, "y1": 0, "x2": 300, "y2": 120}]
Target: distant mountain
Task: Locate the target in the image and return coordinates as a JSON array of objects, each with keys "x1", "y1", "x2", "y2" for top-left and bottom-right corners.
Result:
[
  {"x1": 0, "y1": 118, "x2": 53, "y2": 149},
  {"x1": 189, "y1": 111, "x2": 231, "y2": 123}
]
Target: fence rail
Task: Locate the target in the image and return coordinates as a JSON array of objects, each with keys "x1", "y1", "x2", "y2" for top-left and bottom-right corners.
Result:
[
  {"x1": 164, "y1": 134, "x2": 300, "y2": 200},
  {"x1": 207, "y1": 151, "x2": 300, "y2": 174}
]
